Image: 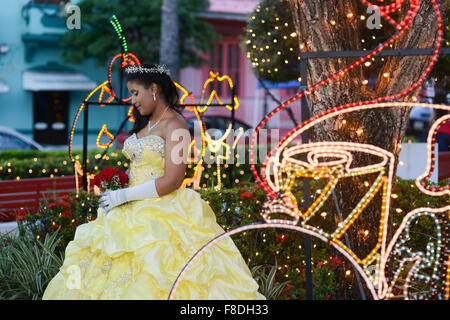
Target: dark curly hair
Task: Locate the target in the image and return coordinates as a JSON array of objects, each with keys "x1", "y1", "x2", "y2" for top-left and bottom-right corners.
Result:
[{"x1": 125, "y1": 63, "x2": 183, "y2": 135}]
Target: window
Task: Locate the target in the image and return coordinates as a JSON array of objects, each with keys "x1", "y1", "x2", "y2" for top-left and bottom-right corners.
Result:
[{"x1": 207, "y1": 40, "x2": 243, "y2": 98}]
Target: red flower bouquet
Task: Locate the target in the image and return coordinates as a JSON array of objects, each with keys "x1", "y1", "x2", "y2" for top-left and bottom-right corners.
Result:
[{"x1": 93, "y1": 167, "x2": 129, "y2": 192}]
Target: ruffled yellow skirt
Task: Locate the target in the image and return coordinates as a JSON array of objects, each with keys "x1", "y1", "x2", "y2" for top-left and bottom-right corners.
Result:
[{"x1": 42, "y1": 188, "x2": 265, "y2": 300}]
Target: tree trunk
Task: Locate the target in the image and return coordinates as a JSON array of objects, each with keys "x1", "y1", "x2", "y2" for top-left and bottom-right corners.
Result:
[
  {"x1": 160, "y1": 0, "x2": 180, "y2": 81},
  {"x1": 288, "y1": 0, "x2": 445, "y2": 299}
]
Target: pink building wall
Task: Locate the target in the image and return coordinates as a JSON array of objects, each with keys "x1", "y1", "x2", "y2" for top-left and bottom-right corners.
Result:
[
  {"x1": 179, "y1": 0, "x2": 303, "y2": 135},
  {"x1": 208, "y1": 0, "x2": 260, "y2": 15}
]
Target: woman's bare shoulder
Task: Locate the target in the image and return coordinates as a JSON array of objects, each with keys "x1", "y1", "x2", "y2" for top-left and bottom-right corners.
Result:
[
  {"x1": 166, "y1": 112, "x2": 188, "y2": 130},
  {"x1": 159, "y1": 111, "x2": 189, "y2": 142}
]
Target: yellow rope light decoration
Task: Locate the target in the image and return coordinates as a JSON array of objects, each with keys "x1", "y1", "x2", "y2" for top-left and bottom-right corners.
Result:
[
  {"x1": 176, "y1": 71, "x2": 242, "y2": 190},
  {"x1": 96, "y1": 124, "x2": 115, "y2": 149},
  {"x1": 170, "y1": 102, "x2": 450, "y2": 300},
  {"x1": 199, "y1": 71, "x2": 240, "y2": 112}
]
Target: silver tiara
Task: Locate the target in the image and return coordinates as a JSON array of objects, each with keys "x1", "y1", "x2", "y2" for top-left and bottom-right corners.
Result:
[{"x1": 125, "y1": 64, "x2": 171, "y2": 77}]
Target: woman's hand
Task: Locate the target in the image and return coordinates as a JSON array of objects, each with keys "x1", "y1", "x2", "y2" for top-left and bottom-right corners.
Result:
[{"x1": 99, "y1": 189, "x2": 127, "y2": 213}]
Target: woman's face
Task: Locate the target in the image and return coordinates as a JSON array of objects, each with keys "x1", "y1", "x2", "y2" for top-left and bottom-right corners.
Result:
[{"x1": 127, "y1": 81, "x2": 156, "y2": 116}]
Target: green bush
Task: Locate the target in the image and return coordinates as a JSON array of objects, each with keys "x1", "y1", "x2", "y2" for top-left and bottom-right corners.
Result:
[
  {"x1": 16, "y1": 191, "x2": 99, "y2": 251},
  {"x1": 391, "y1": 177, "x2": 450, "y2": 250},
  {"x1": 0, "y1": 147, "x2": 267, "y2": 183},
  {"x1": 0, "y1": 150, "x2": 129, "y2": 180},
  {"x1": 251, "y1": 264, "x2": 291, "y2": 300},
  {"x1": 2, "y1": 177, "x2": 448, "y2": 300},
  {"x1": 0, "y1": 231, "x2": 63, "y2": 300}
]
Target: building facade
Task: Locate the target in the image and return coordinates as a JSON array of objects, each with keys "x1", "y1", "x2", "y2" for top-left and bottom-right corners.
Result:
[
  {"x1": 0, "y1": 0, "x2": 301, "y2": 149},
  {"x1": 180, "y1": 0, "x2": 302, "y2": 138},
  {"x1": 0, "y1": 0, "x2": 110, "y2": 149}
]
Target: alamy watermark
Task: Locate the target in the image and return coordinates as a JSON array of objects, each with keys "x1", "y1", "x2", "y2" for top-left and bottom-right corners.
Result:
[
  {"x1": 366, "y1": 6, "x2": 382, "y2": 30},
  {"x1": 169, "y1": 126, "x2": 284, "y2": 166},
  {"x1": 65, "y1": 265, "x2": 81, "y2": 290},
  {"x1": 64, "y1": 4, "x2": 81, "y2": 30}
]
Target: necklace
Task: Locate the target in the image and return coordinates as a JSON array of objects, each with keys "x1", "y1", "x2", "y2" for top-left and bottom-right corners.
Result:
[{"x1": 148, "y1": 105, "x2": 170, "y2": 133}]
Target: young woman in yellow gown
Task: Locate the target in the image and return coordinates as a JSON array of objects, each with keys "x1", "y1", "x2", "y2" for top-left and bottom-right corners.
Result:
[{"x1": 42, "y1": 64, "x2": 265, "y2": 300}]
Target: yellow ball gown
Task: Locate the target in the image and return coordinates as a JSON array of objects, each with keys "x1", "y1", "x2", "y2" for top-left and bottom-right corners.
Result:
[{"x1": 43, "y1": 133, "x2": 265, "y2": 300}]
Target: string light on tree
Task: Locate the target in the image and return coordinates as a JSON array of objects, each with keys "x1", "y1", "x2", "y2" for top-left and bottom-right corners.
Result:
[{"x1": 245, "y1": 0, "x2": 301, "y2": 83}]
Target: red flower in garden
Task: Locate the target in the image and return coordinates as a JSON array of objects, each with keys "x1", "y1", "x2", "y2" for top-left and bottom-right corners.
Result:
[
  {"x1": 15, "y1": 209, "x2": 28, "y2": 221},
  {"x1": 62, "y1": 210, "x2": 73, "y2": 219},
  {"x1": 93, "y1": 167, "x2": 129, "y2": 192},
  {"x1": 328, "y1": 257, "x2": 341, "y2": 269},
  {"x1": 276, "y1": 233, "x2": 288, "y2": 243},
  {"x1": 57, "y1": 200, "x2": 71, "y2": 208},
  {"x1": 60, "y1": 194, "x2": 70, "y2": 201},
  {"x1": 16, "y1": 214, "x2": 26, "y2": 222},
  {"x1": 52, "y1": 223, "x2": 60, "y2": 231},
  {"x1": 317, "y1": 262, "x2": 325, "y2": 268},
  {"x1": 240, "y1": 190, "x2": 254, "y2": 201}
]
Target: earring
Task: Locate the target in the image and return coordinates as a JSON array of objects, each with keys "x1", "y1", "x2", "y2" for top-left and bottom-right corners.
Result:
[{"x1": 153, "y1": 93, "x2": 156, "y2": 101}]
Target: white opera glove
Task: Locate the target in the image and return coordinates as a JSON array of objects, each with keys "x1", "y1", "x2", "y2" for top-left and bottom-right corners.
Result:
[
  {"x1": 98, "y1": 189, "x2": 127, "y2": 213},
  {"x1": 98, "y1": 180, "x2": 160, "y2": 213}
]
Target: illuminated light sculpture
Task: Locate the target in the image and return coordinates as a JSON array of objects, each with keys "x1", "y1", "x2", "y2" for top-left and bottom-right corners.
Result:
[
  {"x1": 180, "y1": 140, "x2": 204, "y2": 190},
  {"x1": 169, "y1": 222, "x2": 379, "y2": 300},
  {"x1": 107, "y1": 52, "x2": 141, "y2": 103},
  {"x1": 169, "y1": 102, "x2": 450, "y2": 301},
  {"x1": 204, "y1": 124, "x2": 232, "y2": 190},
  {"x1": 259, "y1": 102, "x2": 449, "y2": 300},
  {"x1": 69, "y1": 80, "x2": 111, "y2": 177},
  {"x1": 96, "y1": 124, "x2": 115, "y2": 149},
  {"x1": 68, "y1": 18, "x2": 241, "y2": 192},
  {"x1": 249, "y1": 0, "x2": 441, "y2": 194},
  {"x1": 127, "y1": 105, "x2": 136, "y2": 123},
  {"x1": 68, "y1": 45, "x2": 237, "y2": 192},
  {"x1": 68, "y1": 77, "x2": 139, "y2": 180},
  {"x1": 202, "y1": 124, "x2": 244, "y2": 190},
  {"x1": 68, "y1": 16, "x2": 143, "y2": 179},
  {"x1": 167, "y1": 0, "x2": 450, "y2": 300},
  {"x1": 68, "y1": 16, "x2": 197, "y2": 188},
  {"x1": 179, "y1": 70, "x2": 242, "y2": 190},
  {"x1": 174, "y1": 81, "x2": 206, "y2": 190},
  {"x1": 382, "y1": 207, "x2": 450, "y2": 300},
  {"x1": 110, "y1": 15, "x2": 129, "y2": 62},
  {"x1": 199, "y1": 71, "x2": 240, "y2": 112},
  {"x1": 73, "y1": 160, "x2": 94, "y2": 195},
  {"x1": 416, "y1": 115, "x2": 450, "y2": 196}
]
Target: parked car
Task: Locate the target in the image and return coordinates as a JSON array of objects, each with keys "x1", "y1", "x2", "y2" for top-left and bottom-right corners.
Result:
[
  {"x1": 0, "y1": 126, "x2": 44, "y2": 151},
  {"x1": 406, "y1": 90, "x2": 450, "y2": 140},
  {"x1": 186, "y1": 115, "x2": 250, "y2": 137},
  {"x1": 406, "y1": 107, "x2": 433, "y2": 139}
]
